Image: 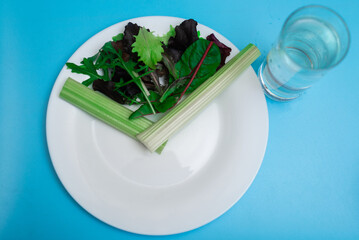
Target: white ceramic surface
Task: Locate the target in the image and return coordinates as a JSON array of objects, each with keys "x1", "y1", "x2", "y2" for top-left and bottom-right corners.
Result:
[{"x1": 46, "y1": 16, "x2": 268, "y2": 235}]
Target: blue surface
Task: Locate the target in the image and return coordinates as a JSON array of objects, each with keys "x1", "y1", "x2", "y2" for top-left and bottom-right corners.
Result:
[{"x1": 1, "y1": 0, "x2": 358, "y2": 239}]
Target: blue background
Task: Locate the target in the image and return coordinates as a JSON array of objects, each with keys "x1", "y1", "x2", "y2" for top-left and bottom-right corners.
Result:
[{"x1": 1, "y1": 0, "x2": 358, "y2": 239}]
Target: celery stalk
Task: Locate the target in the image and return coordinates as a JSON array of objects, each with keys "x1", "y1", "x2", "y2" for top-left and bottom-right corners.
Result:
[
  {"x1": 137, "y1": 44, "x2": 260, "y2": 152},
  {"x1": 59, "y1": 78, "x2": 166, "y2": 154}
]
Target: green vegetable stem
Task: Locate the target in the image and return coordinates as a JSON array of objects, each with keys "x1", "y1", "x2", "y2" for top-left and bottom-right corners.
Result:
[
  {"x1": 137, "y1": 44, "x2": 261, "y2": 152},
  {"x1": 59, "y1": 78, "x2": 167, "y2": 154}
]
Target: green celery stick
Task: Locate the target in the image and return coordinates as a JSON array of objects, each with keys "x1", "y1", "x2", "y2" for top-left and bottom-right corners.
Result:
[
  {"x1": 59, "y1": 78, "x2": 166, "y2": 154},
  {"x1": 137, "y1": 44, "x2": 260, "y2": 152}
]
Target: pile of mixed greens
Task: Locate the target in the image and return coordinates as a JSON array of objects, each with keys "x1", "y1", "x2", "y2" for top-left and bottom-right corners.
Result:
[{"x1": 66, "y1": 19, "x2": 231, "y2": 119}]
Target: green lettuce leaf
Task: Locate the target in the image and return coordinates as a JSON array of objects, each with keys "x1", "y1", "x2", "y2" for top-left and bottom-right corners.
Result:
[
  {"x1": 157, "y1": 25, "x2": 176, "y2": 45},
  {"x1": 132, "y1": 27, "x2": 164, "y2": 69}
]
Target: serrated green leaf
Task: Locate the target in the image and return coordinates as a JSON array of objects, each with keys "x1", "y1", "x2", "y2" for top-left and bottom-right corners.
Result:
[
  {"x1": 132, "y1": 27, "x2": 164, "y2": 69},
  {"x1": 158, "y1": 25, "x2": 176, "y2": 45},
  {"x1": 66, "y1": 38, "x2": 157, "y2": 115}
]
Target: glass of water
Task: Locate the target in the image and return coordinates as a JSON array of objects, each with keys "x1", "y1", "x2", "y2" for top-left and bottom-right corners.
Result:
[{"x1": 258, "y1": 5, "x2": 350, "y2": 101}]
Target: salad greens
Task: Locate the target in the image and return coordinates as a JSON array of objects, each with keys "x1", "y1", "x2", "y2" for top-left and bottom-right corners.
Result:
[
  {"x1": 66, "y1": 19, "x2": 232, "y2": 119},
  {"x1": 137, "y1": 44, "x2": 261, "y2": 152},
  {"x1": 174, "y1": 39, "x2": 221, "y2": 93},
  {"x1": 132, "y1": 27, "x2": 164, "y2": 69}
]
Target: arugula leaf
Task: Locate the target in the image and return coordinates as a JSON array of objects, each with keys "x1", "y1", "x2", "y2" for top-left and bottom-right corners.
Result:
[
  {"x1": 66, "y1": 59, "x2": 104, "y2": 87},
  {"x1": 66, "y1": 41, "x2": 123, "y2": 86},
  {"x1": 67, "y1": 40, "x2": 156, "y2": 114},
  {"x1": 88, "y1": 52, "x2": 100, "y2": 63},
  {"x1": 102, "y1": 42, "x2": 156, "y2": 113},
  {"x1": 132, "y1": 27, "x2": 164, "y2": 69}
]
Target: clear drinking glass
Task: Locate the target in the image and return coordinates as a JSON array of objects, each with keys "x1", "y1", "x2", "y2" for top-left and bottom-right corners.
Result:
[{"x1": 258, "y1": 5, "x2": 350, "y2": 101}]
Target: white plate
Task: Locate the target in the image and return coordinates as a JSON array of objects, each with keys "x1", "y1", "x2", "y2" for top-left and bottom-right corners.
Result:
[{"x1": 46, "y1": 16, "x2": 268, "y2": 235}]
